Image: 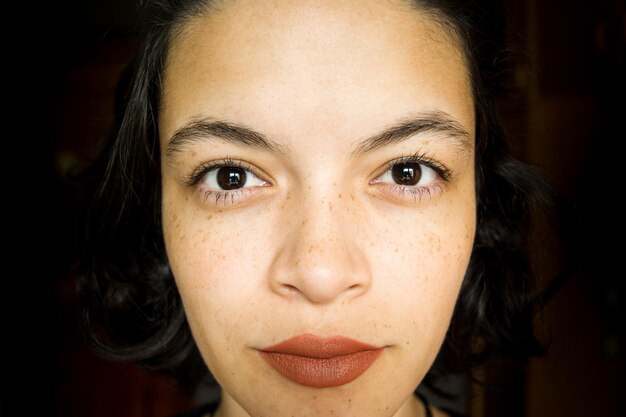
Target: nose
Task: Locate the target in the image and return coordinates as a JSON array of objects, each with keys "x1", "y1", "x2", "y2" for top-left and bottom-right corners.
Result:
[{"x1": 268, "y1": 192, "x2": 372, "y2": 305}]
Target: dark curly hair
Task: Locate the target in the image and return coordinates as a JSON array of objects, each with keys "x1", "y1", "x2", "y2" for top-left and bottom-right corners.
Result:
[{"x1": 79, "y1": 0, "x2": 556, "y2": 389}]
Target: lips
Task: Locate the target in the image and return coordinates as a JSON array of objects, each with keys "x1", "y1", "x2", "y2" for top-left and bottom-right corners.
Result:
[{"x1": 258, "y1": 333, "x2": 384, "y2": 388}]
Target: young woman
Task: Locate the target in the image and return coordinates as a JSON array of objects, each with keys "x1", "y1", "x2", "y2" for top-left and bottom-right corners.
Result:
[{"x1": 80, "y1": 0, "x2": 551, "y2": 416}]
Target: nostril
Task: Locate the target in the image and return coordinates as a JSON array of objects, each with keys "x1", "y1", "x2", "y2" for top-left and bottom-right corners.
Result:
[{"x1": 283, "y1": 284, "x2": 299, "y2": 294}]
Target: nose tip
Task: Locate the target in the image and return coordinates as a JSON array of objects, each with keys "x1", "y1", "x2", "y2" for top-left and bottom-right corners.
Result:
[{"x1": 269, "y1": 226, "x2": 371, "y2": 305}]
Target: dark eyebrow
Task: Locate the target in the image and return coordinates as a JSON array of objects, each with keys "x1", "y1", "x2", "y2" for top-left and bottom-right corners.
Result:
[
  {"x1": 166, "y1": 111, "x2": 472, "y2": 161},
  {"x1": 352, "y1": 111, "x2": 473, "y2": 155},
  {"x1": 166, "y1": 118, "x2": 283, "y2": 160}
]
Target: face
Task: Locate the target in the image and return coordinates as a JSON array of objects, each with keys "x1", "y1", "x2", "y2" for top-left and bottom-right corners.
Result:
[{"x1": 160, "y1": 1, "x2": 476, "y2": 416}]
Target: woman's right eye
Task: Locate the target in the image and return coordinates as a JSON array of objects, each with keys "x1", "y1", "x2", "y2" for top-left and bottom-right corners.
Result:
[
  {"x1": 185, "y1": 161, "x2": 271, "y2": 207},
  {"x1": 201, "y1": 165, "x2": 267, "y2": 191}
]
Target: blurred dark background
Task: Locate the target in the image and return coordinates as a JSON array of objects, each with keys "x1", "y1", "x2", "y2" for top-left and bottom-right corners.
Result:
[{"x1": 1, "y1": 0, "x2": 624, "y2": 416}]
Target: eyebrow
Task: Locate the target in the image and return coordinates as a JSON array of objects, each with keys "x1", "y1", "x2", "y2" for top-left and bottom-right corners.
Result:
[
  {"x1": 165, "y1": 111, "x2": 472, "y2": 161},
  {"x1": 166, "y1": 119, "x2": 284, "y2": 160},
  {"x1": 351, "y1": 111, "x2": 472, "y2": 155}
]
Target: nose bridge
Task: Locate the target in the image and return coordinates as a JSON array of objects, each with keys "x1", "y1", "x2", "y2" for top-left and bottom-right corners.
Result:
[
  {"x1": 293, "y1": 186, "x2": 355, "y2": 274},
  {"x1": 269, "y1": 183, "x2": 371, "y2": 304},
  {"x1": 299, "y1": 186, "x2": 348, "y2": 246}
]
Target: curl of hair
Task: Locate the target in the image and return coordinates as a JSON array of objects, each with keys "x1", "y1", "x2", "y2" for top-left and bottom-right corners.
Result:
[{"x1": 79, "y1": 0, "x2": 555, "y2": 386}]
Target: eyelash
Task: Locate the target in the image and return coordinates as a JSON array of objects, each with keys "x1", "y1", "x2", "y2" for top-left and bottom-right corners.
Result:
[
  {"x1": 371, "y1": 152, "x2": 453, "y2": 203},
  {"x1": 184, "y1": 152, "x2": 453, "y2": 207}
]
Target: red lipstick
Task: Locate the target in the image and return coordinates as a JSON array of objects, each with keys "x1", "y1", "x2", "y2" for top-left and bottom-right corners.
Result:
[{"x1": 259, "y1": 334, "x2": 383, "y2": 388}]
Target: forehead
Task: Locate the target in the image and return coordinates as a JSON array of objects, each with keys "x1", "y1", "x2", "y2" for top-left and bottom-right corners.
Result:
[{"x1": 159, "y1": 0, "x2": 473, "y2": 143}]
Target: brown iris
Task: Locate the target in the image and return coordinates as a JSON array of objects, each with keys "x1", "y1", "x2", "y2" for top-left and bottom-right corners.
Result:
[
  {"x1": 391, "y1": 162, "x2": 422, "y2": 186},
  {"x1": 216, "y1": 166, "x2": 247, "y2": 190}
]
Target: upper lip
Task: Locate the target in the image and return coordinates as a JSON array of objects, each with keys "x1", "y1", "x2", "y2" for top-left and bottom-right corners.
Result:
[{"x1": 260, "y1": 333, "x2": 382, "y2": 358}]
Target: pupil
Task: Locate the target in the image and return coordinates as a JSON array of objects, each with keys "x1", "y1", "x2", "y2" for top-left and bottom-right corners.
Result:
[
  {"x1": 391, "y1": 163, "x2": 421, "y2": 186},
  {"x1": 217, "y1": 166, "x2": 247, "y2": 190}
]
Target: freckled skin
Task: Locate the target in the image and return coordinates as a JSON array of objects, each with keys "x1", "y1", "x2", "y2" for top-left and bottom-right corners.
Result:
[{"x1": 159, "y1": 1, "x2": 476, "y2": 417}]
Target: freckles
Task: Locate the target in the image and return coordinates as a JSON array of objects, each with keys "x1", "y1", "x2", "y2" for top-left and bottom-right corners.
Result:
[
  {"x1": 167, "y1": 212, "x2": 187, "y2": 244},
  {"x1": 429, "y1": 235, "x2": 443, "y2": 254},
  {"x1": 193, "y1": 226, "x2": 204, "y2": 239}
]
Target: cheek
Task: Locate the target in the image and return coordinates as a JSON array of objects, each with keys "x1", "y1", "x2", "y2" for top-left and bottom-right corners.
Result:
[
  {"x1": 162, "y1": 186, "x2": 275, "y2": 342},
  {"x1": 162, "y1": 193, "x2": 273, "y2": 381},
  {"x1": 163, "y1": 197, "x2": 262, "y2": 306},
  {"x1": 369, "y1": 193, "x2": 476, "y2": 348}
]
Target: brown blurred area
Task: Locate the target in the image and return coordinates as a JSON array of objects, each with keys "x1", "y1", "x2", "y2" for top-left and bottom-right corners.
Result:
[{"x1": 2, "y1": 0, "x2": 623, "y2": 416}]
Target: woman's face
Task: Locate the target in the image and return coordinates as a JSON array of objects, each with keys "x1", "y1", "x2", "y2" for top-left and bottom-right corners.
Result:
[{"x1": 160, "y1": 1, "x2": 476, "y2": 416}]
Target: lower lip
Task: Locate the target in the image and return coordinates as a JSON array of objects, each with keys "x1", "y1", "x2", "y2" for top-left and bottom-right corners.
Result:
[{"x1": 259, "y1": 345, "x2": 383, "y2": 388}]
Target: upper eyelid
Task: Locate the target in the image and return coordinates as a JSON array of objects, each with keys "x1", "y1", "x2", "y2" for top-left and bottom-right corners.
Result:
[
  {"x1": 184, "y1": 159, "x2": 262, "y2": 186},
  {"x1": 373, "y1": 154, "x2": 453, "y2": 182}
]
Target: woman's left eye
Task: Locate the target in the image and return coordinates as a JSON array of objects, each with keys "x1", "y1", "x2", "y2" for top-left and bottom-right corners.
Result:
[{"x1": 375, "y1": 162, "x2": 438, "y2": 187}]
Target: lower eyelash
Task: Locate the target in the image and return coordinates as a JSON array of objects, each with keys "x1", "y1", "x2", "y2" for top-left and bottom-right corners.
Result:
[
  {"x1": 387, "y1": 183, "x2": 445, "y2": 203},
  {"x1": 195, "y1": 188, "x2": 252, "y2": 206}
]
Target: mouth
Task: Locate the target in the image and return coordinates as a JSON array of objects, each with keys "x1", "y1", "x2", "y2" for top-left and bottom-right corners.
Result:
[{"x1": 258, "y1": 333, "x2": 384, "y2": 388}]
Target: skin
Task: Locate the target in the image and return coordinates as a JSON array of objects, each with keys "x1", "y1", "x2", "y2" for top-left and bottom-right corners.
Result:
[{"x1": 160, "y1": 0, "x2": 476, "y2": 416}]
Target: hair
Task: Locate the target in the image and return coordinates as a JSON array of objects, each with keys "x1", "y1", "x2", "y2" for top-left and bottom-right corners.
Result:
[{"x1": 79, "y1": 0, "x2": 557, "y2": 389}]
